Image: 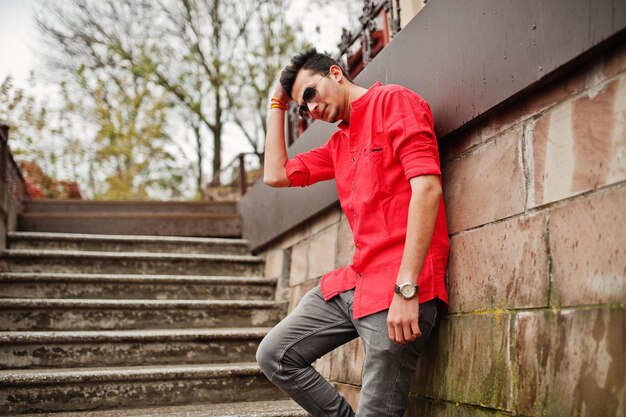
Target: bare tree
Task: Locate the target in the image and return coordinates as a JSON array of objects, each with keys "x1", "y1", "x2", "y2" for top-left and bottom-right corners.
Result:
[{"x1": 36, "y1": 0, "x2": 304, "y2": 194}]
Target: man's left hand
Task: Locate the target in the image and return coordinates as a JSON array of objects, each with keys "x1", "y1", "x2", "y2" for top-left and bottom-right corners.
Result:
[{"x1": 387, "y1": 294, "x2": 421, "y2": 344}]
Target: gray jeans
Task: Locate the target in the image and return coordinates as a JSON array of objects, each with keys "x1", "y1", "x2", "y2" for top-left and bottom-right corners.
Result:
[{"x1": 256, "y1": 286, "x2": 441, "y2": 417}]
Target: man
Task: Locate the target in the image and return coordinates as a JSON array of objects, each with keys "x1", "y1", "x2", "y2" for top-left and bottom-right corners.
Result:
[{"x1": 256, "y1": 48, "x2": 449, "y2": 417}]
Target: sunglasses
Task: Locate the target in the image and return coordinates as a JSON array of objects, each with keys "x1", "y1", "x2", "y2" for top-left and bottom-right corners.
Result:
[{"x1": 298, "y1": 70, "x2": 330, "y2": 118}]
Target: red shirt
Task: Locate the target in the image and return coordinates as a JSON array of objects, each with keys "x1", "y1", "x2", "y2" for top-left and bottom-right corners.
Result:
[{"x1": 285, "y1": 82, "x2": 449, "y2": 319}]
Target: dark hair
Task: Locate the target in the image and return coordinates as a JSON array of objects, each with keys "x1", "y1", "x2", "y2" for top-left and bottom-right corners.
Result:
[{"x1": 280, "y1": 48, "x2": 352, "y2": 99}]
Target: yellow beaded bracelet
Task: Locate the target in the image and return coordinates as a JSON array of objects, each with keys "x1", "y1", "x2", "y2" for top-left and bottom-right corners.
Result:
[{"x1": 271, "y1": 96, "x2": 287, "y2": 106}]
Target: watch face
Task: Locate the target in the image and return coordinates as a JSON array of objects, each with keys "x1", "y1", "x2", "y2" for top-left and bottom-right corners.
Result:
[{"x1": 401, "y1": 284, "x2": 416, "y2": 298}]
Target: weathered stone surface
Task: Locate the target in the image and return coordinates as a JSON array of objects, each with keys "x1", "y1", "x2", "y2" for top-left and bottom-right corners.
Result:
[
  {"x1": 288, "y1": 240, "x2": 309, "y2": 287},
  {"x1": 307, "y1": 223, "x2": 338, "y2": 279},
  {"x1": 0, "y1": 250, "x2": 264, "y2": 276},
  {"x1": 314, "y1": 353, "x2": 332, "y2": 380},
  {"x1": 0, "y1": 272, "x2": 276, "y2": 301},
  {"x1": 288, "y1": 280, "x2": 318, "y2": 314},
  {"x1": 265, "y1": 248, "x2": 291, "y2": 301},
  {"x1": 264, "y1": 249, "x2": 287, "y2": 280},
  {"x1": 275, "y1": 222, "x2": 310, "y2": 251},
  {"x1": 516, "y1": 306, "x2": 625, "y2": 417},
  {"x1": 0, "y1": 328, "x2": 269, "y2": 369},
  {"x1": 16, "y1": 400, "x2": 307, "y2": 417},
  {"x1": 23, "y1": 200, "x2": 238, "y2": 214},
  {"x1": 443, "y1": 126, "x2": 526, "y2": 233},
  {"x1": 18, "y1": 213, "x2": 242, "y2": 238},
  {"x1": 19, "y1": 400, "x2": 308, "y2": 417},
  {"x1": 0, "y1": 299, "x2": 286, "y2": 331},
  {"x1": 8, "y1": 231, "x2": 249, "y2": 255},
  {"x1": 528, "y1": 74, "x2": 626, "y2": 208},
  {"x1": 1, "y1": 198, "x2": 299, "y2": 415},
  {"x1": 309, "y1": 205, "x2": 342, "y2": 236},
  {"x1": 447, "y1": 213, "x2": 549, "y2": 312},
  {"x1": 413, "y1": 313, "x2": 513, "y2": 411},
  {"x1": 333, "y1": 382, "x2": 360, "y2": 413},
  {"x1": 335, "y1": 216, "x2": 355, "y2": 269},
  {"x1": 549, "y1": 185, "x2": 626, "y2": 307},
  {"x1": 327, "y1": 338, "x2": 364, "y2": 386},
  {"x1": 407, "y1": 397, "x2": 512, "y2": 417},
  {"x1": 0, "y1": 364, "x2": 284, "y2": 414}
]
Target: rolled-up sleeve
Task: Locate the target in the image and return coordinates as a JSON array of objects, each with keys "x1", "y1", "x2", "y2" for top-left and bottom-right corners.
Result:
[
  {"x1": 285, "y1": 141, "x2": 335, "y2": 187},
  {"x1": 384, "y1": 91, "x2": 441, "y2": 181}
]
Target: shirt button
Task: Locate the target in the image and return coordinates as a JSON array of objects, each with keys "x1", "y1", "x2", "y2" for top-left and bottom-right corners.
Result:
[
  {"x1": 358, "y1": 273, "x2": 363, "y2": 278},
  {"x1": 355, "y1": 242, "x2": 359, "y2": 248},
  {"x1": 351, "y1": 157, "x2": 356, "y2": 163},
  {"x1": 351, "y1": 185, "x2": 356, "y2": 190}
]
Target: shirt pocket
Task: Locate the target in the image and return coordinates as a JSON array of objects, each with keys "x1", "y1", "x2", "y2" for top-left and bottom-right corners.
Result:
[{"x1": 361, "y1": 143, "x2": 388, "y2": 194}]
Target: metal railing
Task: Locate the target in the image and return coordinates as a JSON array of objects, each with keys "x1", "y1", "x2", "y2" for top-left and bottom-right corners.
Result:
[
  {"x1": 286, "y1": 0, "x2": 402, "y2": 144},
  {"x1": 209, "y1": 1, "x2": 412, "y2": 194},
  {"x1": 205, "y1": 152, "x2": 262, "y2": 199},
  {"x1": 0, "y1": 124, "x2": 28, "y2": 207},
  {"x1": 337, "y1": 0, "x2": 401, "y2": 76}
]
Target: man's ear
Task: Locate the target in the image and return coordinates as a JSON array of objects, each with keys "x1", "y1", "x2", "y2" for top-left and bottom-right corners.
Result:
[{"x1": 330, "y1": 64, "x2": 344, "y2": 82}]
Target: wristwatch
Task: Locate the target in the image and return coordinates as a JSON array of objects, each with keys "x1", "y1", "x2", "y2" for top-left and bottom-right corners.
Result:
[{"x1": 394, "y1": 282, "x2": 419, "y2": 300}]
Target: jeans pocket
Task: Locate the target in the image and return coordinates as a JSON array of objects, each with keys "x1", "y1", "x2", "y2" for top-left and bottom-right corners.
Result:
[
  {"x1": 338, "y1": 289, "x2": 355, "y2": 316},
  {"x1": 421, "y1": 301, "x2": 440, "y2": 341},
  {"x1": 408, "y1": 299, "x2": 440, "y2": 356}
]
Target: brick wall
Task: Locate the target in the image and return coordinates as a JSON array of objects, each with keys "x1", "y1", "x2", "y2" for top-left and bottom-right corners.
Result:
[{"x1": 260, "y1": 40, "x2": 626, "y2": 416}]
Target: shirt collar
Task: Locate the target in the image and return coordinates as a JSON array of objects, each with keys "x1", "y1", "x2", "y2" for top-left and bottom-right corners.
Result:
[{"x1": 338, "y1": 81, "x2": 382, "y2": 132}]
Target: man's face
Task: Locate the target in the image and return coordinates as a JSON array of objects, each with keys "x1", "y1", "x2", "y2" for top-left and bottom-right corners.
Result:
[{"x1": 291, "y1": 67, "x2": 343, "y2": 123}]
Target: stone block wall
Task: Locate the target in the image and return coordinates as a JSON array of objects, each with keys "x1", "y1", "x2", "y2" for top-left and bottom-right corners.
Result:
[
  {"x1": 0, "y1": 179, "x2": 20, "y2": 251},
  {"x1": 260, "y1": 40, "x2": 625, "y2": 416}
]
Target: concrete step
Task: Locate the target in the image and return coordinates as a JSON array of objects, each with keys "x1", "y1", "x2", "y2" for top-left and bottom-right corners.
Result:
[
  {"x1": 0, "y1": 249, "x2": 264, "y2": 276},
  {"x1": 18, "y1": 212, "x2": 242, "y2": 238},
  {"x1": 8, "y1": 232, "x2": 250, "y2": 255},
  {"x1": 0, "y1": 272, "x2": 276, "y2": 300},
  {"x1": 0, "y1": 299, "x2": 287, "y2": 331},
  {"x1": 0, "y1": 328, "x2": 270, "y2": 369},
  {"x1": 0, "y1": 363, "x2": 286, "y2": 414},
  {"x1": 15, "y1": 400, "x2": 308, "y2": 417},
  {"x1": 23, "y1": 200, "x2": 238, "y2": 214}
]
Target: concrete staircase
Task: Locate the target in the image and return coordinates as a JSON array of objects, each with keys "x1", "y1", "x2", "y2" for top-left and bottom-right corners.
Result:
[
  {"x1": 18, "y1": 200, "x2": 242, "y2": 237},
  {"x1": 0, "y1": 202, "x2": 306, "y2": 416}
]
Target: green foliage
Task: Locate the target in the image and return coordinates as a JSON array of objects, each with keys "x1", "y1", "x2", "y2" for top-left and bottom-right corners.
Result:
[
  {"x1": 85, "y1": 72, "x2": 185, "y2": 200},
  {"x1": 0, "y1": 75, "x2": 90, "y2": 198}
]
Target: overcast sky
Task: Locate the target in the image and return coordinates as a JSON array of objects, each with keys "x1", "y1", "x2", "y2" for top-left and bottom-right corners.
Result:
[
  {"x1": 0, "y1": 0, "x2": 350, "y2": 87},
  {"x1": 0, "y1": 0, "x2": 38, "y2": 85},
  {"x1": 0, "y1": 0, "x2": 351, "y2": 192}
]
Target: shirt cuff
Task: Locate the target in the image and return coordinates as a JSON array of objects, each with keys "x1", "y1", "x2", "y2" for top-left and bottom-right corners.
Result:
[
  {"x1": 285, "y1": 157, "x2": 310, "y2": 187},
  {"x1": 400, "y1": 150, "x2": 441, "y2": 181}
]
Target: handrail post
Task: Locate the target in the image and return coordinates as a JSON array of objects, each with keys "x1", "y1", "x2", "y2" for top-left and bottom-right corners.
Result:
[
  {"x1": 0, "y1": 124, "x2": 9, "y2": 186},
  {"x1": 238, "y1": 153, "x2": 247, "y2": 196}
]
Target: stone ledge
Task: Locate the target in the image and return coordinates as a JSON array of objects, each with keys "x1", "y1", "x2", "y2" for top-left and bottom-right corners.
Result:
[
  {"x1": 0, "y1": 272, "x2": 274, "y2": 285},
  {"x1": 1, "y1": 249, "x2": 263, "y2": 263},
  {"x1": 0, "y1": 298, "x2": 285, "y2": 310},
  {"x1": 19, "y1": 212, "x2": 240, "y2": 220},
  {"x1": 8, "y1": 231, "x2": 249, "y2": 245},
  {"x1": 16, "y1": 400, "x2": 307, "y2": 417},
  {"x1": 0, "y1": 362, "x2": 263, "y2": 385},
  {"x1": 0, "y1": 327, "x2": 273, "y2": 344}
]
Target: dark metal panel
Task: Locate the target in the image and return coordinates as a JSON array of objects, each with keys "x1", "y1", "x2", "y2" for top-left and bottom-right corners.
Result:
[
  {"x1": 357, "y1": 0, "x2": 626, "y2": 137},
  {"x1": 240, "y1": 0, "x2": 626, "y2": 251},
  {"x1": 238, "y1": 122, "x2": 340, "y2": 249}
]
